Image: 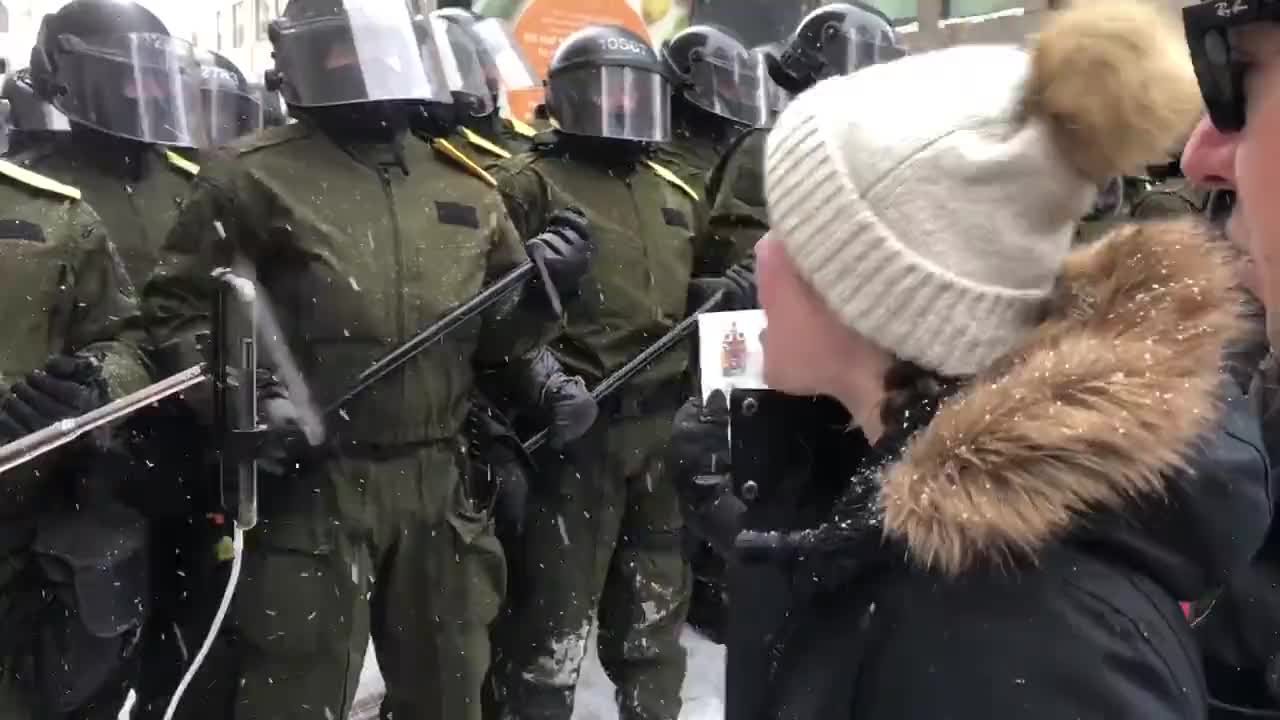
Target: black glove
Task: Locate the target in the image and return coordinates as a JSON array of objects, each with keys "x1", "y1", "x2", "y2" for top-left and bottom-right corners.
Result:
[
  {"x1": 500, "y1": 347, "x2": 598, "y2": 449},
  {"x1": 0, "y1": 354, "x2": 108, "y2": 442},
  {"x1": 256, "y1": 369, "x2": 306, "y2": 473},
  {"x1": 687, "y1": 258, "x2": 758, "y2": 313},
  {"x1": 528, "y1": 349, "x2": 597, "y2": 449},
  {"x1": 528, "y1": 207, "x2": 593, "y2": 298},
  {"x1": 724, "y1": 259, "x2": 758, "y2": 309},
  {"x1": 666, "y1": 390, "x2": 744, "y2": 555}
]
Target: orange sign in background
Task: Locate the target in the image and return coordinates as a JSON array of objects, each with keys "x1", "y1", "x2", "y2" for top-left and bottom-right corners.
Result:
[{"x1": 506, "y1": 0, "x2": 652, "y2": 121}]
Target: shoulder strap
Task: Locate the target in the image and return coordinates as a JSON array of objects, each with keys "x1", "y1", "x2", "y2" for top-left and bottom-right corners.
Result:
[
  {"x1": 163, "y1": 149, "x2": 201, "y2": 177},
  {"x1": 460, "y1": 127, "x2": 512, "y2": 160},
  {"x1": 0, "y1": 159, "x2": 80, "y2": 200},
  {"x1": 431, "y1": 138, "x2": 498, "y2": 188},
  {"x1": 502, "y1": 114, "x2": 538, "y2": 139},
  {"x1": 643, "y1": 159, "x2": 700, "y2": 204}
]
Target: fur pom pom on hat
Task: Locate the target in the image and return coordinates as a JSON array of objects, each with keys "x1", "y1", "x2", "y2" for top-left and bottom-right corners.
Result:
[{"x1": 764, "y1": 0, "x2": 1201, "y2": 377}]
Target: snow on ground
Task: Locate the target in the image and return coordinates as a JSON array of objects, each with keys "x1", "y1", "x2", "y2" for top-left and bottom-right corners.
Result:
[{"x1": 351, "y1": 626, "x2": 725, "y2": 720}]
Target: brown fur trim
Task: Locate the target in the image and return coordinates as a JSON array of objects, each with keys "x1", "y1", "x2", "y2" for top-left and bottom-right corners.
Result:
[{"x1": 880, "y1": 219, "x2": 1247, "y2": 576}]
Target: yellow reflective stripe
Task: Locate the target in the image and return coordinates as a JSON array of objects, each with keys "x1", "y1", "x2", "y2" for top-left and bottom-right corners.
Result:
[
  {"x1": 460, "y1": 127, "x2": 512, "y2": 160},
  {"x1": 643, "y1": 160, "x2": 700, "y2": 203},
  {"x1": 164, "y1": 150, "x2": 201, "y2": 176},
  {"x1": 503, "y1": 114, "x2": 538, "y2": 138},
  {"x1": 0, "y1": 159, "x2": 80, "y2": 200},
  {"x1": 432, "y1": 139, "x2": 498, "y2": 188}
]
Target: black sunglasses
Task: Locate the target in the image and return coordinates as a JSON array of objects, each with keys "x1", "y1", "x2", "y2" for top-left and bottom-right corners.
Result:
[{"x1": 1184, "y1": 0, "x2": 1280, "y2": 132}]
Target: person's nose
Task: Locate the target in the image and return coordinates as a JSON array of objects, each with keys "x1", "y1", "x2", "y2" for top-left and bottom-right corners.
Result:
[{"x1": 1182, "y1": 113, "x2": 1239, "y2": 188}]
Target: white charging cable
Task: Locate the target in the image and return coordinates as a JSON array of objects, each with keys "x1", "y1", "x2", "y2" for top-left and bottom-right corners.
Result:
[{"x1": 161, "y1": 525, "x2": 245, "y2": 720}]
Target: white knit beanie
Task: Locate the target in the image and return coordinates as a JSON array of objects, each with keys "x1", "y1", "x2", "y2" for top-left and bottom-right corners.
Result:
[{"x1": 764, "y1": 0, "x2": 1202, "y2": 377}]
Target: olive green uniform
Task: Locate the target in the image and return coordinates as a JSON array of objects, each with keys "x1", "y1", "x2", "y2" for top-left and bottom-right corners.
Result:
[
  {"x1": 701, "y1": 127, "x2": 768, "y2": 272},
  {"x1": 11, "y1": 136, "x2": 211, "y2": 720},
  {"x1": 142, "y1": 122, "x2": 554, "y2": 720},
  {"x1": 10, "y1": 136, "x2": 201, "y2": 281},
  {"x1": 0, "y1": 160, "x2": 150, "y2": 718},
  {"x1": 652, "y1": 127, "x2": 729, "y2": 275},
  {"x1": 488, "y1": 136, "x2": 702, "y2": 720}
]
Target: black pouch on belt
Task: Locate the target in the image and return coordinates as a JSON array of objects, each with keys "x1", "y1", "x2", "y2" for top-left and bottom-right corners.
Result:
[{"x1": 31, "y1": 502, "x2": 149, "y2": 713}]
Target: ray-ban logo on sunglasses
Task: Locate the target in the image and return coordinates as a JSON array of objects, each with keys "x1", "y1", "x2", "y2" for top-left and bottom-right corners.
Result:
[{"x1": 1215, "y1": 0, "x2": 1250, "y2": 17}]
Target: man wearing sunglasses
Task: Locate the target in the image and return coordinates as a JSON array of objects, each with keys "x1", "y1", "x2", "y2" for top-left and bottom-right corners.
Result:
[{"x1": 1181, "y1": 3, "x2": 1280, "y2": 717}]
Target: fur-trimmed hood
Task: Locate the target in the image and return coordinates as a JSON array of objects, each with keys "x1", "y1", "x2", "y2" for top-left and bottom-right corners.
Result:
[{"x1": 880, "y1": 219, "x2": 1250, "y2": 576}]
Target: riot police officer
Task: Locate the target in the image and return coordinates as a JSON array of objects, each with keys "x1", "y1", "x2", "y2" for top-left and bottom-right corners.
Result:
[
  {"x1": 0, "y1": 159, "x2": 152, "y2": 719},
  {"x1": 430, "y1": 7, "x2": 544, "y2": 163},
  {"x1": 705, "y1": 2, "x2": 905, "y2": 262},
  {"x1": 19, "y1": 0, "x2": 254, "y2": 281},
  {"x1": 486, "y1": 24, "x2": 715, "y2": 720},
  {"x1": 656, "y1": 24, "x2": 775, "y2": 273},
  {"x1": 141, "y1": 1, "x2": 590, "y2": 718},
  {"x1": 1, "y1": 68, "x2": 70, "y2": 157},
  {"x1": 203, "y1": 50, "x2": 272, "y2": 146}
]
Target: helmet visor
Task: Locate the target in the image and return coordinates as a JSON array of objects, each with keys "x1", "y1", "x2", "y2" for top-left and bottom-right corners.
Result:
[
  {"x1": 549, "y1": 65, "x2": 671, "y2": 142},
  {"x1": 684, "y1": 46, "x2": 771, "y2": 127},
  {"x1": 471, "y1": 17, "x2": 539, "y2": 91},
  {"x1": 271, "y1": 0, "x2": 452, "y2": 108},
  {"x1": 432, "y1": 13, "x2": 497, "y2": 117},
  {"x1": 51, "y1": 32, "x2": 208, "y2": 147},
  {"x1": 822, "y1": 23, "x2": 907, "y2": 78},
  {"x1": 200, "y1": 60, "x2": 264, "y2": 144}
]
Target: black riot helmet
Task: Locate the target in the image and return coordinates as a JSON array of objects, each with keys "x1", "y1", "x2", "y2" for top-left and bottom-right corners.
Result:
[
  {"x1": 545, "y1": 24, "x2": 671, "y2": 143},
  {"x1": 3, "y1": 67, "x2": 71, "y2": 136},
  {"x1": 265, "y1": 0, "x2": 453, "y2": 110},
  {"x1": 661, "y1": 25, "x2": 772, "y2": 129},
  {"x1": 430, "y1": 7, "x2": 539, "y2": 118},
  {"x1": 29, "y1": 0, "x2": 216, "y2": 148},
  {"x1": 251, "y1": 84, "x2": 289, "y2": 127},
  {"x1": 767, "y1": 2, "x2": 905, "y2": 94},
  {"x1": 203, "y1": 51, "x2": 266, "y2": 144}
]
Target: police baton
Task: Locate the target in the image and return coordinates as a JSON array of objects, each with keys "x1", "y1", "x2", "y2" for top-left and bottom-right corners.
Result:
[
  {"x1": 0, "y1": 364, "x2": 209, "y2": 476},
  {"x1": 522, "y1": 289, "x2": 727, "y2": 453},
  {"x1": 324, "y1": 247, "x2": 560, "y2": 418}
]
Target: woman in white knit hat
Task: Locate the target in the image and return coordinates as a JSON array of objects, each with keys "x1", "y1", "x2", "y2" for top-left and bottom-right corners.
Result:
[{"x1": 666, "y1": 0, "x2": 1276, "y2": 717}]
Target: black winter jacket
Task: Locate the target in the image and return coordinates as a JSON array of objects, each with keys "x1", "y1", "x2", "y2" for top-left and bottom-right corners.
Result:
[{"x1": 735, "y1": 221, "x2": 1273, "y2": 720}]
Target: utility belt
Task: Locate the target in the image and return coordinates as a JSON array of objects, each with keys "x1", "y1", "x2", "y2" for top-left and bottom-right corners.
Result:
[{"x1": 324, "y1": 434, "x2": 461, "y2": 463}]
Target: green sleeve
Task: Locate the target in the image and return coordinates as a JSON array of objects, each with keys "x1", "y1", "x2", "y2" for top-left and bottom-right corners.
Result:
[
  {"x1": 492, "y1": 157, "x2": 552, "y2": 240},
  {"x1": 66, "y1": 216, "x2": 153, "y2": 399},
  {"x1": 142, "y1": 157, "x2": 267, "y2": 377},
  {"x1": 699, "y1": 130, "x2": 769, "y2": 275},
  {"x1": 475, "y1": 187, "x2": 561, "y2": 366},
  {"x1": 0, "y1": 204, "x2": 152, "y2": 514}
]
